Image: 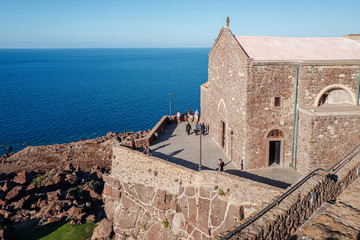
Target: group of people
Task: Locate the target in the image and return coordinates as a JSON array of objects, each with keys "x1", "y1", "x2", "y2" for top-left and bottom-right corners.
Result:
[
  {"x1": 177, "y1": 108, "x2": 200, "y2": 123},
  {"x1": 185, "y1": 121, "x2": 206, "y2": 135}
]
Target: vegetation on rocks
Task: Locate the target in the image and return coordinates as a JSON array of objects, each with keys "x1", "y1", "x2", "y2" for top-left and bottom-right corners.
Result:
[{"x1": 14, "y1": 221, "x2": 96, "y2": 240}]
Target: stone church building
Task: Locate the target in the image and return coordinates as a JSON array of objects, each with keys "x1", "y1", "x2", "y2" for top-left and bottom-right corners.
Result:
[{"x1": 201, "y1": 21, "x2": 360, "y2": 173}]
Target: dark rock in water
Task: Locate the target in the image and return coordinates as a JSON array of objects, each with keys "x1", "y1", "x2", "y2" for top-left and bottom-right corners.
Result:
[
  {"x1": 22, "y1": 143, "x2": 28, "y2": 146},
  {"x1": 6, "y1": 146, "x2": 12, "y2": 152}
]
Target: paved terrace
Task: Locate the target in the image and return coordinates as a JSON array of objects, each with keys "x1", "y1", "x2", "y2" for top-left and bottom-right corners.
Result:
[{"x1": 149, "y1": 121, "x2": 302, "y2": 189}]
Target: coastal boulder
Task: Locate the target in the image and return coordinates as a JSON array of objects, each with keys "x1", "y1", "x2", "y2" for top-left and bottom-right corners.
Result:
[
  {"x1": 5, "y1": 186, "x2": 23, "y2": 201},
  {"x1": 91, "y1": 218, "x2": 113, "y2": 240},
  {"x1": 13, "y1": 171, "x2": 29, "y2": 185}
]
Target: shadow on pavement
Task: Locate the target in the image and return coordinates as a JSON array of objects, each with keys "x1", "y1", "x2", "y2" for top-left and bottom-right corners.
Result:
[
  {"x1": 225, "y1": 170, "x2": 291, "y2": 189},
  {"x1": 153, "y1": 150, "x2": 213, "y2": 171},
  {"x1": 152, "y1": 143, "x2": 171, "y2": 151},
  {"x1": 153, "y1": 123, "x2": 177, "y2": 142}
]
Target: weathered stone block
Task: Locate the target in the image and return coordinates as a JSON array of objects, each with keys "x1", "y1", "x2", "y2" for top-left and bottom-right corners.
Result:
[{"x1": 210, "y1": 195, "x2": 227, "y2": 228}]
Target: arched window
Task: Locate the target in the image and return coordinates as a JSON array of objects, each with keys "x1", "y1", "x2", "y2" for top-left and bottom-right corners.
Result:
[
  {"x1": 267, "y1": 129, "x2": 284, "y2": 138},
  {"x1": 314, "y1": 84, "x2": 356, "y2": 107},
  {"x1": 318, "y1": 88, "x2": 353, "y2": 106}
]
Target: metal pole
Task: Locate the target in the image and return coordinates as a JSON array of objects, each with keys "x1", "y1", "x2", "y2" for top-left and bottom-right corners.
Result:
[
  {"x1": 291, "y1": 64, "x2": 300, "y2": 168},
  {"x1": 357, "y1": 65, "x2": 360, "y2": 106},
  {"x1": 230, "y1": 130, "x2": 233, "y2": 161},
  {"x1": 199, "y1": 131, "x2": 202, "y2": 170},
  {"x1": 169, "y1": 93, "x2": 172, "y2": 117}
]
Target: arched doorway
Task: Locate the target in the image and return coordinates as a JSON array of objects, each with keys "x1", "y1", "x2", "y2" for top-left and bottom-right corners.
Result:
[
  {"x1": 265, "y1": 129, "x2": 284, "y2": 167},
  {"x1": 314, "y1": 84, "x2": 356, "y2": 107}
]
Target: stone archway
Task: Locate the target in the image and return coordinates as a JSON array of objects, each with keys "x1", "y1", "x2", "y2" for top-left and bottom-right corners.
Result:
[
  {"x1": 265, "y1": 128, "x2": 285, "y2": 167},
  {"x1": 314, "y1": 84, "x2": 356, "y2": 107}
]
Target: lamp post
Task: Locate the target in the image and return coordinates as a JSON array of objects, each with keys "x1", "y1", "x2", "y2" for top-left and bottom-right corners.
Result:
[
  {"x1": 169, "y1": 93, "x2": 172, "y2": 118},
  {"x1": 230, "y1": 130, "x2": 233, "y2": 161},
  {"x1": 199, "y1": 130, "x2": 202, "y2": 171}
]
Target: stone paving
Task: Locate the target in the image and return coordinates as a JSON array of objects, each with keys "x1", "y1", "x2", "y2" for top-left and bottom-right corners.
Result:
[
  {"x1": 293, "y1": 178, "x2": 360, "y2": 240},
  {"x1": 151, "y1": 121, "x2": 235, "y2": 171},
  {"x1": 150, "y1": 122, "x2": 303, "y2": 189}
]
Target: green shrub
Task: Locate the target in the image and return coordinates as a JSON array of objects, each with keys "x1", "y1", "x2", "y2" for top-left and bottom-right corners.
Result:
[
  {"x1": 161, "y1": 221, "x2": 169, "y2": 229},
  {"x1": 89, "y1": 180, "x2": 104, "y2": 195},
  {"x1": 31, "y1": 172, "x2": 56, "y2": 187},
  {"x1": 154, "y1": 171, "x2": 158, "y2": 177},
  {"x1": 174, "y1": 179, "x2": 178, "y2": 182},
  {"x1": 122, "y1": 231, "x2": 129, "y2": 239},
  {"x1": 141, "y1": 224, "x2": 146, "y2": 231},
  {"x1": 217, "y1": 188, "x2": 225, "y2": 196}
]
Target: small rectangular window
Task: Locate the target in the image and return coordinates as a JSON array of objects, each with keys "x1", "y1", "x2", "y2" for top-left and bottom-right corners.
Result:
[{"x1": 275, "y1": 97, "x2": 281, "y2": 107}]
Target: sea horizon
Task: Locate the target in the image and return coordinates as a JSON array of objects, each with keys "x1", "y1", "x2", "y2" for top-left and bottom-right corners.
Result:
[{"x1": 0, "y1": 48, "x2": 210, "y2": 155}]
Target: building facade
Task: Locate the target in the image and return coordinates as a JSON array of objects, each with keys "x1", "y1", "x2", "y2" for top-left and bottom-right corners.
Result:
[{"x1": 201, "y1": 25, "x2": 360, "y2": 173}]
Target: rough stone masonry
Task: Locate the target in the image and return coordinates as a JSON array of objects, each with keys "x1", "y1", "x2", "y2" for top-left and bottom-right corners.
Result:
[
  {"x1": 201, "y1": 25, "x2": 360, "y2": 173},
  {"x1": 102, "y1": 143, "x2": 283, "y2": 239}
]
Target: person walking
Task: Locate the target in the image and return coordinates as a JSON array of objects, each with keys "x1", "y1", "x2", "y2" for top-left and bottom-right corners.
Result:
[
  {"x1": 201, "y1": 122, "x2": 206, "y2": 135},
  {"x1": 186, "y1": 122, "x2": 192, "y2": 135},
  {"x1": 217, "y1": 159, "x2": 225, "y2": 173},
  {"x1": 143, "y1": 146, "x2": 152, "y2": 157}
]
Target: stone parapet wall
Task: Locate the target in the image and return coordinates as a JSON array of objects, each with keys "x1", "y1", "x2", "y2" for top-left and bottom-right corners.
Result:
[
  {"x1": 111, "y1": 142, "x2": 197, "y2": 194},
  {"x1": 133, "y1": 115, "x2": 171, "y2": 148},
  {"x1": 103, "y1": 143, "x2": 283, "y2": 239},
  {"x1": 297, "y1": 109, "x2": 360, "y2": 173},
  {"x1": 217, "y1": 152, "x2": 360, "y2": 239}
]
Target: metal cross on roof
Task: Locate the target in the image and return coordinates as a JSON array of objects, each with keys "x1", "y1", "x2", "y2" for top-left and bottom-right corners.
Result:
[{"x1": 226, "y1": 17, "x2": 230, "y2": 27}]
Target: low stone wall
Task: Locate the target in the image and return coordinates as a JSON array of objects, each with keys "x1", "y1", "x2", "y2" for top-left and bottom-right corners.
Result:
[
  {"x1": 297, "y1": 108, "x2": 360, "y2": 173},
  {"x1": 217, "y1": 152, "x2": 360, "y2": 239},
  {"x1": 133, "y1": 115, "x2": 171, "y2": 148},
  {"x1": 103, "y1": 143, "x2": 283, "y2": 239}
]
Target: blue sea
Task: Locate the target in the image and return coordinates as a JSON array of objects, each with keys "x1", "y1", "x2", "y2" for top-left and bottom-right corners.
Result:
[{"x1": 0, "y1": 48, "x2": 209, "y2": 155}]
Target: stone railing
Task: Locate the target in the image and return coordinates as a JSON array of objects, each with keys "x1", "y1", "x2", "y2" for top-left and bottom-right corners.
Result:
[
  {"x1": 133, "y1": 115, "x2": 173, "y2": 148},
  {"x1": 217, "y1": 144, "x2": 360, "y2": 239},
  {"x1": 103, "y1": 143, "x2": 283, "y2": 239}
]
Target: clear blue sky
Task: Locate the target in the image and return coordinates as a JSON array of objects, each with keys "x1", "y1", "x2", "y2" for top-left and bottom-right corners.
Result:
[{"x1": 1, "y1": 0, "x2": 359, "y2": 48}]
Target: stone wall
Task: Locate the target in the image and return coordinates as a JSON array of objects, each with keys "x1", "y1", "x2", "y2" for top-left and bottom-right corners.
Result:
[
  {"x1": 298, "y1": 65, "x2": 360, "y2": 107},
  {"x1": 133, "y1": 115, "x2": 171, "y2": 148},
  {"x1": 245, "y1": 63, "x2": 298, "y2": 169},
  {"x1": 201, "y1": 26, "x2": 251, "y2": 168},
  {"x1": 297, "y1": 108, "x2": 360, "y2": 173},
  {"x1": 103, "y1": 143, "x2": 283, "y2": 239},
  {"x1": 201, "y1": 26, "x2": 360, "y2": 172},
  {"x1": 217, "y1": 151, "x2": 360, "y2": 239}
]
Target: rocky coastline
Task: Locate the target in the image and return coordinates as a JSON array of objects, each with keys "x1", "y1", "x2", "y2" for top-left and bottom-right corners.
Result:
[{"x1": 0, "y1": 130, "x2": 150, "y2": 239}]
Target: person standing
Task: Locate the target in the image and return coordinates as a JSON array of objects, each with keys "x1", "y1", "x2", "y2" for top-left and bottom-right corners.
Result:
[
  {"x1": 194, "y1": 109, "x2": 200, "y2": 122},
  {"x1": 177, "y1": 111, "x2": 181, "y2": 123},
  {"x1": 186, "y1": 122, "x2": 192, "y2": 135},
  {"x1": 184, "y1": 111, "x2": 188, "y2": 121},
  {"x1": 194, "y1": 122, "x2": 200, "y2": 135},
  {"x1": 217, "y1": 159, "x2": 225, "y2": 173}
]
